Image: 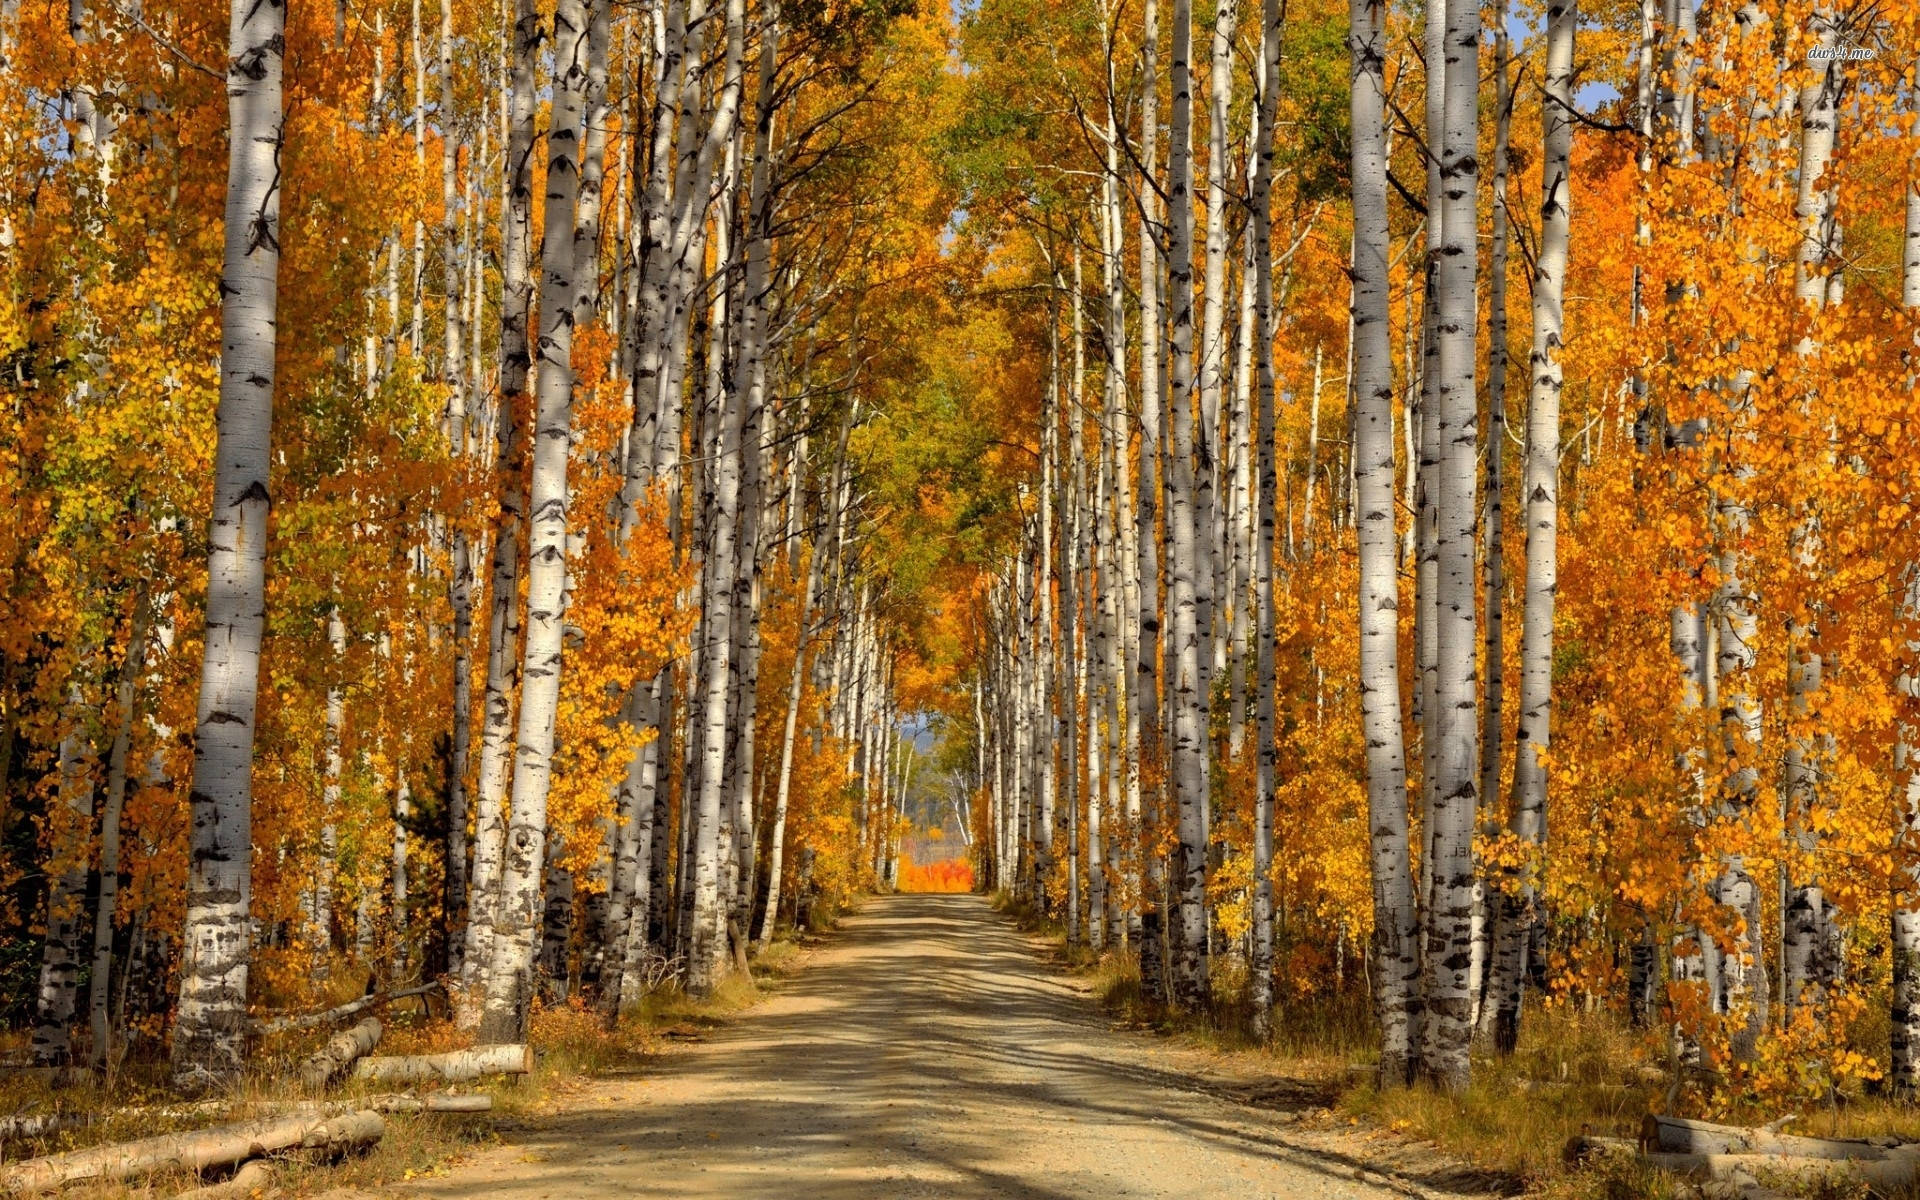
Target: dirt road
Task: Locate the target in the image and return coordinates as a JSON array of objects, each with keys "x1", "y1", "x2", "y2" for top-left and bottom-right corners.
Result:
[{"x1": 393, "y1": 895, "x2": 1496, "y2": 1199}]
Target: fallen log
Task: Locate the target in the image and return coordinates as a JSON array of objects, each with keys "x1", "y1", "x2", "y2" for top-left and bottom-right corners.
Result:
[
  {"x1": 1641, "y1": 1114, "x2": 1903, "y2": 1160},
  {"x1": 1646, "y1": 1148, "x2": 1920, "y2": 1194},
  {"x1": 299, "y1": 1018, "x2": 383, "y2": 1091},
  {"x1": 254, "y1": 1093, "x2": 493, "y2": 1116},
  {"x1": 253, "y1": 982, "x2": 442, "y2": 1036},
  {"x1": 171, "y1": 1158, "x2": 274, "y2": 1200},
  {"x1": 0, "y1": 1114, "x2": 91, "y2": 1140},
  {"x1": 352, "y1": 1044, "x2": 531, "y2": 1085},
  {"x1": 0, "y1": 1109, "x2": 384, "y2": 1194},
  {"x1": 362, "y1": 1092, "x2": 492, "y2": 1113}
]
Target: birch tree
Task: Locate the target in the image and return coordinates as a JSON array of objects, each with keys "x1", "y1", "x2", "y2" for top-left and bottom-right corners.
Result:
[
  {"x1": 1164, "y1": 0, "x2": 1210, "y2": 1009},
  {"x1": 1246, "y1": 0, "x2": 1282, "y2": 1039},
  {"x1": 170, "y1": 0, "x2": 285, "y2": 1087},
  {"x1": 458, "y1": 0, "x2": 540, "y2": 1025},
  {"x1": 478, "y1": 0, "x2": 589, "y2": 1043},
  {"x1": 1349, "y1": 0, "x2": 1418, "y2": 1084},
  {"x1": 1487, "y1": 0, "x2": 1573, "y2": 1056}
]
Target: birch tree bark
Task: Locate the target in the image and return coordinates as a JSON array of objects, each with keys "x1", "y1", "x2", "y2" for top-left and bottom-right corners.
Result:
[
  {"x1": 1246, "y1": 0, "x2": 1282, "y2": 1039},
  {"x1": 1194, "y1": 0, "x2": 1234, "y2": 711},
  {"x1": 1165, "y1": 0, "x2": 1210, "y2": 1009},
  {"x1": 1472, "y1": 0, "x2": 1512, "y2": 1035},
  {"x1": 1416, "y1": 0, "x2": 1484, "y2": 1091},
  {"x1": 1488, "y1": 0, "x2": 1572, "y2": 1057},
  {"x1": 1133, "y1": 0, "x2": 1169, "y2": 1009},
  {"x1": 170, "y1": 0, "x2": 285, "y2": 1086},
  {"x1": 458, "y1": 0, "x2": 540, "y2": 1027},
  {"x1": 477, "y1": 0, "x2": 588, "y2": 1043},
  {"x1": 440, "y1": 0, "x2": 474, "y2": 976},
  {"x1": 1349, "y1": 0, "x2": 1418, "y2": 1085},
  {"x1": 682, "y1": 0, "x2": 750, "y2": 994}
]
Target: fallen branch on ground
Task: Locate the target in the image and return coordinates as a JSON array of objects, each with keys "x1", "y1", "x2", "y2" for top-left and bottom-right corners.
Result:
[
  {"x1": 252, "y1": 1092, "x2": 493, "y2": 1116},
  {"x1": 299, "y1": 1017, "x2": 383, "y2": 1090},
  {"x1": 360, "y1": 1092, "x2": 492, "y2": 1113},
  {"x1": 253, "y1": 982, "x2": 442, "y2": 1035},
  {"x1": 352, "y1": 1044, "x2": 531, "y2": 1084},
  {"x1": 0, "y1": 1109, "x2": 384, "y2": 1194}
]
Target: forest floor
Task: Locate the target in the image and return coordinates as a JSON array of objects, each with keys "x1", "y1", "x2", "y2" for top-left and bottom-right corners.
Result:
[{"x1": 311, "y1": 893, "x2": 1503, "y2": 1199}]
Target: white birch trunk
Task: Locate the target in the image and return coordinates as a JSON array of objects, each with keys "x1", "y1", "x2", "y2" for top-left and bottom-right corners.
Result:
[
  {"x1": 458, "y1": 0, "x2": 540, "y2": 1026},
  {"x1": 683, "y1": 0, "x2": 750, "y2": 995},
  {"x1": 1349, "y1": 0, "x2": 1417, "y2": 1084},
  {"x1": 440, "y1": 0, "x2": 473, "y2": 977},
  {"x1": 171, "y1": 0, "x2": 284, "y2": 1085},
  {"x1": 1888, "y1": 137, "x2": 1920, "y2": 1092},
  {"x1": 477, "y1": 0, "x2": 589, "y2": 1043},
  {"x1": 1472, "y1": 0, "x2": 1512, "y2": 1038},
  {"x1": 1246, "y1": 0, "x2": 1282, "y2": 1038},
  {"x1": 1134, "y1": 0, "x2": 1167, "y2": 1002},
  {"x1": 1165, "y1": 0, "x2": 1210, "y2": 1008},
  {"x1": 1416, "y1": 0, "x2": 1484, "y2": 1091},
  {"x1": 1487, "y1": 0, "x2": 1571, "y2": 1058}
]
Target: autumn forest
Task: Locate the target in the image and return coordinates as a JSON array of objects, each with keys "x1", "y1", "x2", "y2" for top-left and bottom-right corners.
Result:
[{"x1": 3, "y1": 0, "x2": 1920, "y2": 1186}]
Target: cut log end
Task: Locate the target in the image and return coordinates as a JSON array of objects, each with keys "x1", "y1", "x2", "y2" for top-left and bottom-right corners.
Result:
[{"x1": 299, "y1": 1017, "x2": 383, "y2": 1091}]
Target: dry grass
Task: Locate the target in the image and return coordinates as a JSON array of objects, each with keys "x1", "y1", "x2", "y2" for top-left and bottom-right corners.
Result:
[{"x1": 0, "y1": 931, "x2": 820, "y2": 1196}]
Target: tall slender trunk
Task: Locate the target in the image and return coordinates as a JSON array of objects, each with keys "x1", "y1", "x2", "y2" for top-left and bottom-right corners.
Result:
[
  {"x1": 1061, "y1": 260, "x2": 1085, "y2": 950},
  {"x1": 477, "y1": 0, "x2": 587, "y2": 1043},
  {"x1": 89, "y1": 596, "x2": 150, "y2": 1069},
  {"x1": 1165, "y1": 0, "x2": 1209, "y2": 1009},
  {"x1": 1094, "y1": 46, "x2": 1135, "y2": 951},
  {"x1": 1302, "y1": 345, "x2": 1323, "y2": 551},
  {"x1": 171, "y1": 0, "x2": 284, "y2": 1086},
  {"x1": 683, "y1": 0, "x2": 750, "y2": 995},
  {"x1": 1246, "y1": 0, "x2": 1282, "y2": 1039},
  {"x1": 1134, "y1": 0, "x2": 1168, "y2": 1007},
  {"x1": 428, "y1": 0, "x2": 469, "y2": 970},
  {"x1": 758, "y1": 431, "x2": 833, "y2": 949},
  {"x1": 1890, "y1": 130, "x2": 1920, "y2": 1095},
  {"x1": 572, "y1": 0, "x2": 610, "y2": 327},
  {"x1": 728, "y1": 4, "x2": 780, "y2": 949},
  {"x1": 1472, "y1": 0, "x2": 1512, "y2": 1037},
  {"x1": 1488, "y1": 0, "x2": 1572, "y2": 1058},
  {"x1": 1195, "y1": 0, "x2": 1235, "y2": 714},
  {"x1": 442, "y1": 0, "x2": 474, "y2": 970},
  {"x1": 1349, "y1": 0, "x2": 1417, "y2": 1086},
  {"x1": 1417, "y1": 0, "x2": 1484, "y2": 1091},
  {"x1": 1413, "y1": 0, "x2": 1444, "y2": 933},
  {"x1": 458, "y1": 0, "x2": 540, "y2": 1026}
]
